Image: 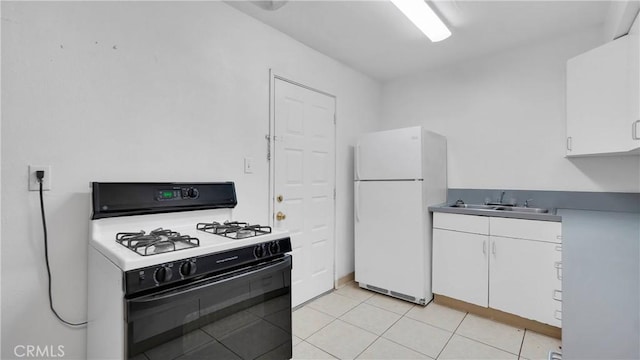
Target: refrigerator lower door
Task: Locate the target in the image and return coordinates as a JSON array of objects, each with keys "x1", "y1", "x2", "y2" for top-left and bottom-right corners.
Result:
[{"x1": 354, "y1": 180, "x2": 431, "y2": 303}]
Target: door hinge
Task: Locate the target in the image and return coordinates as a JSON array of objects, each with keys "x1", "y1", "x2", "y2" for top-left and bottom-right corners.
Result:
[
  {"x1": 333, "y1": 188, "x2": 336, "y2": 200},
  {"x1": 333, "y1": 113, "x2": 336, "y2": 125}
]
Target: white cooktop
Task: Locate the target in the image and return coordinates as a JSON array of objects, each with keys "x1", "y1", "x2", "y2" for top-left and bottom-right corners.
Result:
[{"x1": 90, "y1": 209, "x2": 289, "y2": 271}]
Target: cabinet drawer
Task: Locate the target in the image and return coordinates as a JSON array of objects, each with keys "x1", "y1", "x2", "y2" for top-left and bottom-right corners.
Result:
[
  {"x1": 490, "y1": 217, "x2": 561, "y2": 243},
  {"x1": 433, "y1": 213, "x2": 489, "y2": 235}
]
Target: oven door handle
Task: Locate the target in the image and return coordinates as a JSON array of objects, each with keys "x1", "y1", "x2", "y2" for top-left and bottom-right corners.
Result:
[{"x1": 129, "y1": 256, "x2": 291, "y2": 305}]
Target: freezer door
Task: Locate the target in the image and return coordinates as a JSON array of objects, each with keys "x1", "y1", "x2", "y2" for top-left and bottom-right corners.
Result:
[
  {"x1": 355, "y1": 126, "x2": 422, "y2": 180},
  {"x1": 354, "y1": 180, "x2": 430, "y2": 301}
]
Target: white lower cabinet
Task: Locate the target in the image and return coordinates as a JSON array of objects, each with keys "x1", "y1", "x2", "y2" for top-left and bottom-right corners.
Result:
[
  {"x1": 433, "y1": 228, "x2": 489, "y2": 307},
  {"x1": 433, "y1": 213, "x2": 562, "y2": 327},
  {"x1": 489, "y1": 236, "x2": 562, "y2": 327}
]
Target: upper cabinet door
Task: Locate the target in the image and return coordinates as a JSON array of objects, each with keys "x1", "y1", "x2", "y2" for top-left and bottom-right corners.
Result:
[
  {"x1": 566, "y1": 13, "x2": 640, "y2": 157},
  {"x1": 355, "y1": 126, "x2": 423, "y2": 180},
  {"x1": 633, "y1": 13, "x2": 640, "y2": 143}
]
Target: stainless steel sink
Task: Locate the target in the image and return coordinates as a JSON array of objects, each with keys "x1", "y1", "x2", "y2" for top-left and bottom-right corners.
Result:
[
  {"x1": 450, "y1": 203, "x2": 495, "y2": 210},
  {"x1": 448, "y1": 203, "x2": 549, "y2": 214},
  {"x1": 509, "y1": 207, "x2": 549, "y2": 213}
]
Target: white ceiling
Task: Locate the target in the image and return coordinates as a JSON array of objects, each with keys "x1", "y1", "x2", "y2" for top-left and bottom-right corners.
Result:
[{"x1": 227, "y1": 0, "x2": 610, "y2": 81}]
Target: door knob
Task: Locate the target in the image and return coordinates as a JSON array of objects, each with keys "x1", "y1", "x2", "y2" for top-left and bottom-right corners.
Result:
[{"x1": 276, "y1": 211, "x2": 286, "y2": 221}]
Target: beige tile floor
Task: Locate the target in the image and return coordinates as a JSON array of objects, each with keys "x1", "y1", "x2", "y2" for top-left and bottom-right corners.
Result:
[{"x1": 292, "y1": 282, "x2": 562, "y2": 360}]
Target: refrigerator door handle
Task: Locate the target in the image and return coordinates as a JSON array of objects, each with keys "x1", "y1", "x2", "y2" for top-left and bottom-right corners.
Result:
[
  {"x1": 355, "y1": 181, "x2": 360, "y2": 222},
  {"x1": 355, "y1": 143, "x2": 361, "y2": 180}
]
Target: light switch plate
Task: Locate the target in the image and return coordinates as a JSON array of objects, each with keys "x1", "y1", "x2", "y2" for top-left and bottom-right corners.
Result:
[
  {"x1": 29, "y1": 165, "x2": 51, "y2": 191},
  {"x1": 244, "y1": 158, "x2": 254, "y2": 174}
]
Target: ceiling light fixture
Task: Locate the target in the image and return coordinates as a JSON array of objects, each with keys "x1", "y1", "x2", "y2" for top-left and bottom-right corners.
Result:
[
  {"x1": 252, "y1": 1, "x2": 288, "y2": 11},
  {"x1": 390, "y1": 0, "x2": 451, "y2": 42}
]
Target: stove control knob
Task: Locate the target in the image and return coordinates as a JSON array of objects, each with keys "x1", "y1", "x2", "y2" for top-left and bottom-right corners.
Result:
[
  {"x1": 186, "y1": 187, "x2": 199, "y2": 199},
  {"x1": 180, "y1": 261, "x2": 197, "y2": 277},
  {"x1": 154, "y1": 266, "x2": 173, "y2": 283},
  {"x1": 269, "y1": 241, "x2": 280, "y2": 255},
  {"x1": 254, "y1": 244, "x2": 265, "y2": 258}
]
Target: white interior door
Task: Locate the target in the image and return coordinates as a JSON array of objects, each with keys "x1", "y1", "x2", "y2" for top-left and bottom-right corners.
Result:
[{"x1": 273, "y1": 78, "x2": 336, "y2": 307}]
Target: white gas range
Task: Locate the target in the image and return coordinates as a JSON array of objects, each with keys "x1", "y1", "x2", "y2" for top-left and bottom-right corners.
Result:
[{"x1": 87, "y1": 182, "x2": 292, "y2": 360}]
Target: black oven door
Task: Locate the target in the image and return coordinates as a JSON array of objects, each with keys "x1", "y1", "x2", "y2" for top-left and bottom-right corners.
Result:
[{"x1": 125, "y1": 255, "x2": 292, "y2": 360}]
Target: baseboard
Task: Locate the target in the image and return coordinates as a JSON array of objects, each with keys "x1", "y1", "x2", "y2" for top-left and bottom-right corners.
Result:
[
  {"x1": 335, "y1": 272, "x2": 354, "y2": 288},
  {"x1": 434, "y1": 294, "x2": 561, "y2": 339}
]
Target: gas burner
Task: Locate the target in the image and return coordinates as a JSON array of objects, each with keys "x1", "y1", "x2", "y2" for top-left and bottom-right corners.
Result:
[
  {"x1": 115, "y1": 228, "x2": 199, "y2": 256},
  {"x1": 196, "y1": 220, "x2": 272, "y2": 239}
]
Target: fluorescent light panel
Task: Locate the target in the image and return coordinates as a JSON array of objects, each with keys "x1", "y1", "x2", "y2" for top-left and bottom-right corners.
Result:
[{"x1": 390, "y1": 0, "x2": 451, "y2": 42}]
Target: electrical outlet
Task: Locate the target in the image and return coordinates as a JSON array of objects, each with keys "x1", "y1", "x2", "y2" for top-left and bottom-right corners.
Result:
[
  {"x1": 244, "y1": 158, "x2": 254, "y2": 174},
  {"x1": 29, "y1": 165, "x2": 51, "y2": 191}
]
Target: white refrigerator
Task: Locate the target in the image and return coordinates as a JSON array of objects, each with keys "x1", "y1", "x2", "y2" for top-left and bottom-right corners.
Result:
[{"x1": 354, "y1": 126, "x2": 447, "y2": 305}]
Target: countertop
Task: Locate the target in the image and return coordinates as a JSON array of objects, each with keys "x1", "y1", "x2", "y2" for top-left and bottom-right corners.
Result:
[
  {"x1": 558, "y1": 209, "x2": 640, "y2": 360},
  {"x1": 429, "y1": 203, "x2": 562, "y2": 222}
]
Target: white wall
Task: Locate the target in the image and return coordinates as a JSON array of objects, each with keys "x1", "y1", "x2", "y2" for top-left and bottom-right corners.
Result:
[
  {"x1": 0, "y1": 2, "x2": 381, "y2": 358},
  {"x1": 382, "y1": 26, "x2": 640, "y2": 193}
]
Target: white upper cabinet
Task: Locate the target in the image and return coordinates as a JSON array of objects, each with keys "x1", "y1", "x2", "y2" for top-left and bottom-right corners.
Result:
[{"x1": 566, "y1": 13, "x2": 640, "y2": 156}]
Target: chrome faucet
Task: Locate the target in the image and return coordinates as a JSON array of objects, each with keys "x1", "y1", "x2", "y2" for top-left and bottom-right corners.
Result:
[
  {"x1": 524, "y1": 199, "x2": 533, "y2": 208},
  {"x1": 499, "y1": 191, "x2": 506, "y2": 204}
]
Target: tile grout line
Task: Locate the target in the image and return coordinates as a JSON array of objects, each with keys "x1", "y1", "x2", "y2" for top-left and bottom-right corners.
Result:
[
  {"x1": 343, "y1": 294, "x2": 403, "y2": 359},
  {"x1": 361, "y1": 294, "x2": 415, "y2": 317},
  {"x1": 351, "y1": 303, "x2": 415, "y2": 360},
  {"x1": 404, "y1": 310, "x2": 469, "y2": 334},
  {"x1": 453, "y1": 331, "x2": 524, "y2": 357},
  {"x1": 352, "y1": 298, "x2": 466, "y2": 359},
  {"x1": 518, "y1": 329, "x2": 528, "y2": 359},
  {"x1": 450, "y1": 313, "x2": 526, "y2": 357},
  {"x1": 304, "y1": 291, "x2": 364, "y2": 319},
  {"x1": 294, "y1": 287, "x2": 374, "y2": 357},
  {"x1": 374, "y1": 336, "x2": 435, "y2": 359},
  {"x1": 434, "y1": 311, "x2": 469, "y2": 359},
  {"x1": 298, "y1": 313, "x2": 339, "y2": 341},
  {"x1": 352, "y1": 300, "x2": 467, "y2": 360},
  {"x1": 296, "y1": 289, "x2": 546, "y2": 360},
  {"x1": 294, "y1": 292, "x2": 348, "y2": 342},
  {"x1": 298, "y1": 340, "x2": 340, "y2": 359},
  {"x1": 338, "y1": 293, "x2": 423, "y2": 359},
  {"x1": 299, "y1": 290, "x2": 469, "y2": 359}
]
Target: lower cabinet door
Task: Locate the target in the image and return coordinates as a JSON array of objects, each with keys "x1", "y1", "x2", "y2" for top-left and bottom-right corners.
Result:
[
  {"x1": 433, "y1": 228, "x2": 489, "y2": 307},
  {"x1": 489, "y1": 236, "x2": 562, "y2": 326}
]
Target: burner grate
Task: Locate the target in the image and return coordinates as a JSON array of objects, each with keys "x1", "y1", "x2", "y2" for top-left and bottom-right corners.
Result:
[
  {"x1": 196, "y1": 221, "x2": 271, "y2": 239},
  {"x1": 115, "y1": 228, "x2": 199, "y2": 256}
]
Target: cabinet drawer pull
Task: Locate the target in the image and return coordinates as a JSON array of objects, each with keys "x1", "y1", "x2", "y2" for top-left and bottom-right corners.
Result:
[
  {"x1": 554, "y1": 310, "x2": 562, "y2": 320},
  {"x1": 554, "y1": 262, "x2": 563, "y2": 280},
  {"x1": 566, "y1": 137, "x2": 572, "y2": 151},
  {"x1": 553, "y1": 289, "x2": 563, "y2": 302},
  {"x1": 483, "y1": 240, "x2": 486, "y2": 255},
  {"x1": 555, "y1": 245, "x2": 562, "y2": 252},
  {"x1": 633, "y1": 120, "x2": 640, "y2": 140},
  {"x1": 492, "y1": 241, "x2": 496, "y2": 255}
]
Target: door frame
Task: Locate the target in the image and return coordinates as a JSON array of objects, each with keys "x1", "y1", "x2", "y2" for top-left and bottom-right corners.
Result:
[{"x1": 267, "y1": 69, "x2": 338, "y2": 289}]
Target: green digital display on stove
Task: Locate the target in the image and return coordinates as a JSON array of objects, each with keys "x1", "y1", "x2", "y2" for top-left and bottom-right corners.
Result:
[{"x1": 158, "y1": 190, "x2": 178, "y2": 200}]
